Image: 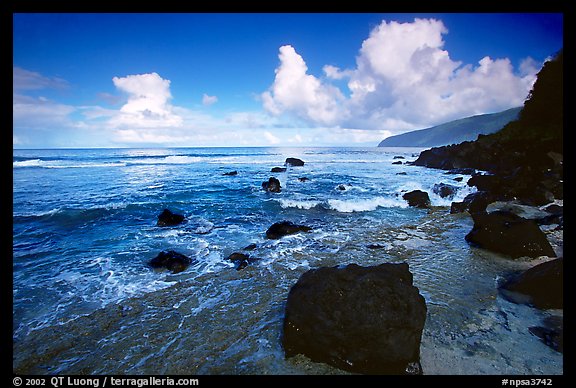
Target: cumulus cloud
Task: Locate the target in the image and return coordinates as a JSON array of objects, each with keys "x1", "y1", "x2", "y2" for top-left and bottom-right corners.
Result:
[
  {"x1": 323, "y1": 65, "x2": 352, "y2": 80},
  {"x1": 262, "y1": 18, "x2": 540, "y2": 134},
  {"x1": 202, "y1": 93, "x2": 218, "y2": 106},
  {"x1": 110, "y1": 72, "x2": 183, "y2": 128},
  {"x1": 261, "y1": 45, "x2": 348, "y2": 126}
]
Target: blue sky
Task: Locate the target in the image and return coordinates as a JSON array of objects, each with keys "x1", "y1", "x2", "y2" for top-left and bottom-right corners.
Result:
[{"x1": 13, "y1": 13, "x2": 563, "y2": 148}]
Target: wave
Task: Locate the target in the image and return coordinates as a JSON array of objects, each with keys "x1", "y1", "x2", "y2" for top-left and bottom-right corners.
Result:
[
  {"x1": 276, "y1": 195, "x2": 408, "y2": 213},
  {"x1": 125, "y1": 155, "x2": 204, "y2": 165},
  {"x1": 13, "y1": 155, "x2": 203, "y2": 168},
  {"x1": 13, "y1": 159, "x2": 126, "y2": 169},
  {"x1": 327, "y1": 197, "x2": 407, "y2": 212},
  {"x1": 277, "y1": 199, "x2": 322, "y2": 210}
]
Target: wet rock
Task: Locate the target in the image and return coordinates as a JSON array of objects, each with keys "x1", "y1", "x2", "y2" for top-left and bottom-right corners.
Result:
[
  {"x1": 149, "y1": 250, "x2": 194, "y2": 273},
  {"x1": 402, "y1": 190, "x2": 431, "y2": 209},
  {"x1": 337, "y1": 184, "x2": 352, "y2": 191},
  {"x1": 393, "y1": 156, "x2": 405, "y2": 159},
  {"x1": 271, "y1": 167, "x2": 287, "y2": 173},
  {"x1": 529, "y1": 315, "x2": 563, "y2": 353},
  {"x1": 499, "y1": 258, "x2": 563, "y2": 309},
  {"x1": 392, "y1": 161, "x2": 403, "y2": 165},
  {"x1": 537, "y1": 203, "x2": 563, "y2": 227},
  {"x1": 542, "y1": 203, "x2": 563, "y2": 216},
  {"x1": 262, "y1": 177, "x2": 281, "y2": 193},
  {"x1": 285, "y1": 157, "x2": 305, "y2": 167},
  {"x1": 486, "y1": 201, "x2": 550, "y2": 220},
  {"x1": 222, "y1": 170, "x2": 238, "y2": 176},
  {"x1": 226, "y1": 252, "x2": 258, "y2": 271},
  {"x1": 157, "y1": 209, "x2": 185, "y2": 227},
  {"x1": 367, "y1": 243, "x2": 385, "y2": 249},
  {"x1": 266, "y1": 221, "x2": 312, "y2": 239},
  {"x1": 243, "y1": 243, "x2": 257, "y2": 251},
  {"x1": 396, "y1": 172, "x2": 407, "y2": 176},
  {"x1": 450, "y1": 202, "x2": 468, "y2": 214},
  {"x1": 298, "y1": 177, "x2": 310, "y2": 182},
  {"x1": 465, "y1": 211, "x2": 556, "y2": 258},
  {"x1": 433, "y1": 183, "x2": 458, "y2": 199},
  {"x1": 450, "y1": 191, "x2": 493, "y2": 214},
  {"x1": 446, "y1": 168, "x2": 477, "y2": 175},
  {"x1": 282, "y1": 263, "x2": 427, "y2": 374}
]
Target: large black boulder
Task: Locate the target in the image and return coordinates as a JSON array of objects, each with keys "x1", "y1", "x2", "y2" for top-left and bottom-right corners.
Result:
[
  {"x1": 266, "y1": 221, "x2": 311, "y2": 239},
  {"x1": 465, "y1": 210, "x2": 556, "y2": 258},
  {"x1": 499, "y1": 257, "x2": 563, "y2": 309},
  {"x1": 157, "y1": 209, "x2": 185, "y2": 227},
  {"x1": 149, "y1": 250, "x2": 194, "y2": 273},
  {"x1": 282, "y1": 263, "x2": 427, "y2": 374},
  {"x1": 450, "y1": 191, "x2": 494, "y2": 214},
  {"x1": 262, "y1": 177, "x2": 281, "y2": 193},
  {"x1": 285, "y1": 157, "x2": 305, "y2": 167},
  {"x1": 402, "y1": 190, "x2": 431, "y2": 209}
]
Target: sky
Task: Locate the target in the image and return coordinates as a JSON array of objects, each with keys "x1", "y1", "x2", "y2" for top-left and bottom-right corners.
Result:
[{"x1": 13, "y1": 13, "x2": 563, "y2": 148}]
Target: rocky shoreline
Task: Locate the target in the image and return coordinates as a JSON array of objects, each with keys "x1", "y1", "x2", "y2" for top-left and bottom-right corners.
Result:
[{"x1": 412, "y1": 50, "x2": 563, "y2": 353}]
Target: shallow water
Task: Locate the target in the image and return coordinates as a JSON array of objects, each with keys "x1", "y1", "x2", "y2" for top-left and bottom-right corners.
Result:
[{"x1": 13, "y1": 147, "x2": 562, "y2": 374}]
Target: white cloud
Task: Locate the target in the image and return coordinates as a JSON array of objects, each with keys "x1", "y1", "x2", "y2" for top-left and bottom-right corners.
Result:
[
  {"x1": 261, "y1": 45, "x2": 348, "y2": 126},
  {"x1": 323, "y1": 65, "x2": 352, "y2": 80},
  {"x1": 263, "y1": 131, "x2": 281, "y2": 145},
  {"x1": 13, "y1": 94, "x2": 76, "y2": 128},
  {"x1": 110, "y1": 72, "x2": 183, "y2": 128},
  {"x1": 202, "y1": 93, "x2": 218, "y2": 106},
  {"x1": 13, "y1": 66, "x2": 68, "y2": 91},
  {"x1": 262, "y1": 18, "x2": 540, "y2": 134}
]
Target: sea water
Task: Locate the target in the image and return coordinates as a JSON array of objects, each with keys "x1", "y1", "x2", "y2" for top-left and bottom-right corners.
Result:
[{"x1": 12, "y1": 147, "x2": 562, "y2": 374}]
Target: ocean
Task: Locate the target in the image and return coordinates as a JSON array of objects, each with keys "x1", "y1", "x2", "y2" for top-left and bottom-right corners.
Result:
[{"x1": 12, "y1": 147, "x2": 562, "y2": 374}]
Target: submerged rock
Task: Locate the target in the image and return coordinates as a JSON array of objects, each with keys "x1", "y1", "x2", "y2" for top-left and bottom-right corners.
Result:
[
  {"x1": 285, "y1": 157, "x2": 305, "y2": 167},
  {"x1": 262, "y1": 177, "x2": 281, "y2": 193},
  {"x1": 402, "y1": 190, "x2": 431, "y2": 209},
  {"x1": 282, "y1": 263, "x2": 427, "y2": 374},
  {"x1": 336, "y1": 184, "x2": 352, "y2": 191},
  {"x1": 271, "y1": 167, "x2": 287, "y2": 173},
  {"x1": 243, "y1": 243, "x2": 257, "y2": 251},
  {"x1": 499, "y1": 258, "x2": 563, "y2": 309},
  {"x1": 225, "y1": 252, "x2": 258, "y2": 271},
  {"x1": 149, "y1": 250, "x2": 194, "y2": 273},
  {"x1": 298, "y1": 177, "x2": 310, "y2": 182},
  {"x1": 222, "y1": 170, "x2": 238, "y2": 176},
  {"x1": 465, "y1": 211, "x2": 556, "y2": 258},
  {"x1": 157, "y1": 209, "x2": 185, "y2": 227},
  {"x1": 266, "y1": 221, "x2": 311, "y2": 239},
  {"x1": 432, "y1": 183, "x2": 458, "y2": 199}
]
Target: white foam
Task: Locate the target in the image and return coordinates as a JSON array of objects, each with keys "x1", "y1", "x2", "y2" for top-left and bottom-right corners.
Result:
[
  {"x1": 13, "y1": 159, "x2": 43, "y2": 168},
  {"x1": 13, "y1": 159, "x2": 127, "y2": 169},
  {"x1": 277, "y1": 198, "x2": 321, "y2": 210},
  {"x1": 128, "y1": 155, "x2": 204, "y2": 165},
  {"x1": 327, "y1": 196, "x2": 407, "y2": 213}
]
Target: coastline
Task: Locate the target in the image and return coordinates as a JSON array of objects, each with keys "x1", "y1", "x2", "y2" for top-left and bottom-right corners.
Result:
[{"x1": 13, "y1": 205, "x2": 563, "y2": 375}]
